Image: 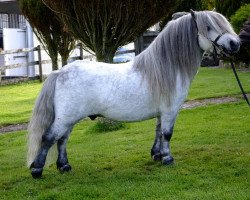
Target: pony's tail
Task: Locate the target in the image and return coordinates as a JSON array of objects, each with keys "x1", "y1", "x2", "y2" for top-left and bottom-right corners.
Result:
[{"x1": 27, "y1": 72, "x2": 60, "y2": 167}]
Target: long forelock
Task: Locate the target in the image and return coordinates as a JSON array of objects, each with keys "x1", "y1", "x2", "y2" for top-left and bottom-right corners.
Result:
[{"x1": 196, "y1": 11, "x2": 236, "y2": 38}]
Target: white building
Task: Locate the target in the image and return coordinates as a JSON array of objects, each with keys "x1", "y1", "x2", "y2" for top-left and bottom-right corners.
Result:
[{"x1": 0, "y1": 0, "x2": 85, "y2": 77}]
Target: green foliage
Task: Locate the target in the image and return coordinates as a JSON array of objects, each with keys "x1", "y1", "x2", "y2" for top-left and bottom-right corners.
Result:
[
  {"x1": 231, "y1": 4, "x2": 250, "y2": 33},
  {"x1": 19, "y1": 0, "x2": 76, "y2": 69},
  {"x1": 230, "y1": 4, "x2": 250, "y2": 63},
  {"x1": 42, "y1": 0, "x2": 180, "y2": 62},
  {"x1": 214, "y1": 0, "x2": 248, "y2": 19}
]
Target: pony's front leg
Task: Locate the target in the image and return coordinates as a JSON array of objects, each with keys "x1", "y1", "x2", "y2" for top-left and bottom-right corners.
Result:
[
  {"x1": 159, "y1": 112, "x2": 178, "y2": 165},
  {"x1": 151, "y1": 117, "x2": 162, "y2": 161},
  {"x1": 161, "y1": 125, "x2": 174, "y2": 165}
]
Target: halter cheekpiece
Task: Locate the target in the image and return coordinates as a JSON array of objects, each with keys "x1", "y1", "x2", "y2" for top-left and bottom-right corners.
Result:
[{"x1": 190, "y1": 10, "x2": 229, "y2": 57}]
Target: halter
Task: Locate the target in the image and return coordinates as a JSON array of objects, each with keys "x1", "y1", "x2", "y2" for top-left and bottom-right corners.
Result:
[
  {"x1": 191, "y1": 11, "x2": 249, "y2": 106},
  {"x1": 211, "y1": 32, "x2": 230, "y2": 57},
  {"x1": 191, "y1": 12, "x2": 229, "y2": 57}
]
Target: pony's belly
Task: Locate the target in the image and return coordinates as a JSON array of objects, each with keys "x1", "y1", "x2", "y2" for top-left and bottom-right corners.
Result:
[
  {"x1": 102, "y1": 110, "x2": 158, "y2": 122},
  {"x1": 101, "y1": 101, "x2": 159, "y2": 122}
]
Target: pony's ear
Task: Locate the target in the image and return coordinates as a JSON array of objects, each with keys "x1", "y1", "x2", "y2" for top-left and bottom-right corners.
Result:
[
  {"x1": 172, "y1": 12, "x2": 189, "y2": 20},
  {"x1": 190, "y1": 9, "x2": 196, "y2": 20},
  {"x1": 212, "y1": 8, "x2": 216, "y2": 12}
]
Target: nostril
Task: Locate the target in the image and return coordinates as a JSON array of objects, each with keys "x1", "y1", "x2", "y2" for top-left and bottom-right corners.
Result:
[
  {"x1": 230, "y1": 40, "x2": 239, "y2": 51},
  {"x1": 230, "y1": 40, "x2": 236, "y2": 47}
]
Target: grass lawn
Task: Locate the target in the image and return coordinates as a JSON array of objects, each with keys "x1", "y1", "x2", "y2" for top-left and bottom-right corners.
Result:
[
  {"x1": 0, "y1": 102, "x2": 249, "y2": 199},
  {"x1": 0, "y1": 67, "x2": 249, "y2": 199},
  {"x1": 0, "y1": 81, "x2": 42, "y2": 126},
  {"x1": 188, "y1": 67, "x2": 250, "y2": 100}
]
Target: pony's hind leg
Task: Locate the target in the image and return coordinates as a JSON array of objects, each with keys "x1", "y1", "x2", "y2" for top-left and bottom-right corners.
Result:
[
  {"x1": 56, "y1": 128, "x2": 72, "y2": 172},
  {"x1": 30, "y1": 128, "x2": 56, "y2": 178},
  {"x1": 30, "y1": 122, "x2": 72, "y2": 178}
]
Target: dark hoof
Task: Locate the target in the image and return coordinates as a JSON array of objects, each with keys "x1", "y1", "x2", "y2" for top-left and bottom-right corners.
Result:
[
  {"x1": 31, "y1": 168, "x2": 43, "y2": 178},
  {"x1": 162, "y1": 156, "x2": 174, "y2": 165},
  {"x1": 152, "y1": 153, "x2": 162, "y2": 161},
  {"x1": 58, "y1": 163, "x2": 72, "y2": 173}
]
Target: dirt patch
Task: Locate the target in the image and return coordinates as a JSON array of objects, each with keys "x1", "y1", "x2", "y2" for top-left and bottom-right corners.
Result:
[
  {"x1": 0, "y1": 123, "x2": 28, "y2": 134},
  {"x1": 182, "y1": 96, "x2": 240, "y2": 109},
  {"x1": 0, "y1": 94, "x2": 248, "y2": 134}
]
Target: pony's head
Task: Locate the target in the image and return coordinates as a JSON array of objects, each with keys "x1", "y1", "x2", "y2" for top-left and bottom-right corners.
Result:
[{"x1": 191, "y1": 10, "x2": 240, "y2": 56}]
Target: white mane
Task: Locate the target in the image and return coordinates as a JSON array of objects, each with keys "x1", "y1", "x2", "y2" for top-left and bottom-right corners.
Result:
[{"x1": 133, "y1": 11, "x2": 235, "y2": 105}]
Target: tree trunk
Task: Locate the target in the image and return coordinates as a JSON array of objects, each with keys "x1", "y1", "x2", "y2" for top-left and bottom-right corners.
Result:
[
  {"x1": 96, "y1": 50, "x2": 116, "y2": 63},
  {"x1": 51, "y1": 56, "x2": 58, "y2": 71},
  {"x1": 61, "y1": 55, "x2": 68, "y2": 67}
]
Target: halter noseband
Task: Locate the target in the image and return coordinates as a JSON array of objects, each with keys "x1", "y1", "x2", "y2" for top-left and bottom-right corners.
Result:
[
  {"x1": 211, "y1": 32, "x2": 229, "y2": 57},
  {"x1": 190, "y1": 11, "x2": 229, "y2": 57}
]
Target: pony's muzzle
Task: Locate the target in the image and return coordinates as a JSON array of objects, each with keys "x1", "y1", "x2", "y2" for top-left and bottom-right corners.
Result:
[
  {"x1": 229, "y1": 39, "x2": 241, "y2": 54},
  {"x1": 221, "y1": 39, "x2": 240, "y2": 56}
]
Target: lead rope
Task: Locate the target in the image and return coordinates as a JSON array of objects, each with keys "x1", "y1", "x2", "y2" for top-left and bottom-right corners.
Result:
[{"x1": 230, "y1": 59, "x2": 250, "y2": 106}]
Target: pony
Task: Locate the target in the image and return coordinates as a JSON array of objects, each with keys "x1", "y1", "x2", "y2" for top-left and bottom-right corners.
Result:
[{"x1": 27, "y1": 10, "x2": 240, "y2": 178}]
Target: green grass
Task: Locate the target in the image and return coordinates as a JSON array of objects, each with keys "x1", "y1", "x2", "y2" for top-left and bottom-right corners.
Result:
[
  {"x1": 0, "y1": 81, "x2": 42, "y2": 126},
  {"x1": 188, "y1": 67, "x2": 250, "y2": 100},
  {"x1": 0, "y1": 67, "x2": 249, "y2": 199},
  {"x1": 0, "y1": 102, "x2": 249, "y2": 199}
]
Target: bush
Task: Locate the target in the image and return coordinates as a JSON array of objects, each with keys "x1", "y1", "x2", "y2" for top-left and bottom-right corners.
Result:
[
  {"x1": 92, "y1": 118, "x2": 126, "y2": 133},
  {"x1": 230, "y1": 4, "x2": 250, "y2": 64},
  {"x1": 231, "y1": 4, "x2": 250, "y2": 33}
]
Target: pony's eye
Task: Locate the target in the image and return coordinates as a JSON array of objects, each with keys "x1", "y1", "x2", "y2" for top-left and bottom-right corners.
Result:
[{"x1": 207, "y1": 26, "x2": 211, "y2": 31}]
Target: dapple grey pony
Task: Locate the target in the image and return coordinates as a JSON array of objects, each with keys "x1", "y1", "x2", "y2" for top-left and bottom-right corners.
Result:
[{"x1": 27, "y1": 10, "x2": 240, "y2": 178}]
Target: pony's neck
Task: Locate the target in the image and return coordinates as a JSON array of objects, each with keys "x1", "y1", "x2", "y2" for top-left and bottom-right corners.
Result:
[{"x1": 133, "y1": 15, "x2": 203, "y2": 105}]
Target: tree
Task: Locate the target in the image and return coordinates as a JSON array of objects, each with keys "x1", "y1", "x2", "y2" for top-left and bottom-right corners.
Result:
[
  {"x1": 42, "y1": 0, "x2": 179, "y2": 63},
  {"x1": 19, "y1": 0, "x2": 76, "y2": 70},
  {"x1": 214, "y1": 0, "x2": 248, "y2": 19},
  {"x1": 159, "y1": 0, "x2": 213, "y2": 30}
]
